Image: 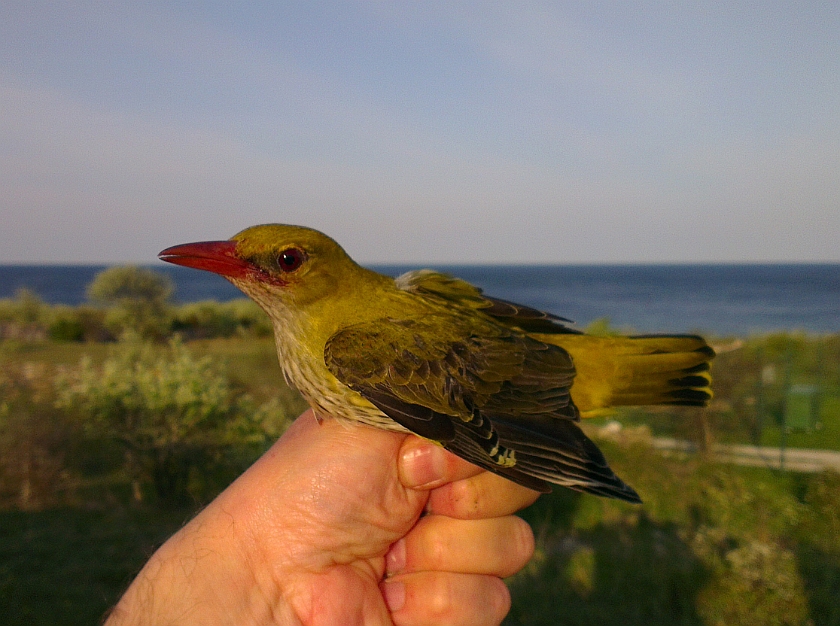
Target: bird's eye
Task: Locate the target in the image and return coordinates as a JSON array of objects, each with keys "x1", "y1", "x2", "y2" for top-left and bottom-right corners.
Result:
[{"x1": 277, "y1": 248, "x2": 306, "y2": 272}]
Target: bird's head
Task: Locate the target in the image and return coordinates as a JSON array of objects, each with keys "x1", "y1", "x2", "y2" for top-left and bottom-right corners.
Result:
[{"x1": 159, "y1": 224, "x2": 367, "y2": 310}]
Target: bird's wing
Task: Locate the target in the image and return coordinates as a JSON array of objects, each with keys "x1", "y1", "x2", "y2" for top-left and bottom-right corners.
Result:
[
  {"x1": 395, "y1": 269, "x2": 581, "y2": 334},
  {"x1": 324, "y1": 315, "x2": 640, "y2": 501}
]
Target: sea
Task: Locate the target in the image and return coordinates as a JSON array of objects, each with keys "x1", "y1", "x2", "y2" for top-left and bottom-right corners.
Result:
[{"x1": 1, "y1": 264, "x2": 839, "y2": 337}]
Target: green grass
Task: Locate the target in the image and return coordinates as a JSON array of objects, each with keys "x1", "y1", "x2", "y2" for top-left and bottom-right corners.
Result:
[
  {"x1": 758, "y1": 397, "x2": 840, "y2": 450},
  {"x1": 0, "y1": 506, "x2": 190, "y2": 626},
  {"x1": 0, "y1": 339, "x2": 113, "y2": 368},
  {"x1": 188, "y1": 337, "x2": 306, "y2": 407},
  {"x1": 2, "y1": 332, "x2": 839, "y2": 624},
  {"x1": 1, "y1": 452, "x2": 837, "y2": 625},
  {"x1": 0, "y1": 336, "x2": 307, "y2": 411},
  {"x1": 504, "y1": 439, "x2": 840, "y2": 626}
]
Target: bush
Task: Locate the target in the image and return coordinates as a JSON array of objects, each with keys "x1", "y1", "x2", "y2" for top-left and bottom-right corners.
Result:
[
  {"x1": 0, "y1": 363, "x2": 77, "y2": 509},
  {"x1": 171, "y1": 299, "x2": 272, "y2": 339},
  {"x1": 693, "y1": 534, "x2": 811, "y2": 626},
  {"x1": 0, "y1": 289, "x2": 49, "y2": 341},
  {"x1": 46, "y1": 306, "x2": 111, "y2": 342},
  {"x1": 47, "y1": 315, "x2": 85, "y2": 342},
  {"x1": 55, "y1": 336, "x2": 288, "y2": 505},
  {"x1": 86, "y1": 267, "x2": 174, "y2": 340}
]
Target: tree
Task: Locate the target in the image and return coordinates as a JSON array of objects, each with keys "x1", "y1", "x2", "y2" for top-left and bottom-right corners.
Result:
[{"x1": 87, "y1": 266, "x2": 174, "y2": 339}]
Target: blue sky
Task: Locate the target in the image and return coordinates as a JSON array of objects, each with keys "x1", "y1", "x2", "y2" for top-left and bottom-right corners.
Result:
[{"x1": 2, "y1": 2, "x2": 839, "y2": 263}]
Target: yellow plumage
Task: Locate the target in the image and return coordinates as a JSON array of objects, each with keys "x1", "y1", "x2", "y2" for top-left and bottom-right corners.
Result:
[{"x1": 540, "y1": 334, "x2": 713, "y2": 415}]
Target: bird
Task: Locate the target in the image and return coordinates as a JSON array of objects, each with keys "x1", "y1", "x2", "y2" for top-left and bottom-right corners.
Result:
[{"x1": 159, "y1": 224, "x2": 714, "y2": 502}]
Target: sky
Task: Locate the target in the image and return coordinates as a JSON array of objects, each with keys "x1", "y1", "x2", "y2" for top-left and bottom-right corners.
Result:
[{"x1": 2, "y1": 2, "x2": 839, "y2": 264}]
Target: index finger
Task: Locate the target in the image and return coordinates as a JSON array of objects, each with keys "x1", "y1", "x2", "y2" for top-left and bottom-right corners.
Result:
[
  {"x1": 398, "y1": 436, "x2": 483, "y2": 489},
  {"x1": 427, "y1": 470, "x2": 540, "y2": 519},
  {"x1": 398, "y1": 436, "x2": 540, "y2": 519}
]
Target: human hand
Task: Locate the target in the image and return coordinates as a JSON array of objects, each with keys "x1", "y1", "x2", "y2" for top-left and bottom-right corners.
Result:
[{"x1": 106, "y1": 410, "x2": 539, "y2": 625}]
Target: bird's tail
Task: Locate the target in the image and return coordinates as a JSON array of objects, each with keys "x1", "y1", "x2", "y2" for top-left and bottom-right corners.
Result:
[{"x1": 535, "y1": 334, "x2": 715, "y2": 415}]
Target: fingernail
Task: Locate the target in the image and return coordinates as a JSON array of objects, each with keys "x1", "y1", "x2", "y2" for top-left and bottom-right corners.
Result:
[
  {"x1": 401, "y1": 444, "x2": 446, "y2": 488},
  {"x1": 386, "y1": 538, "x2": 406, "y2": 575},
  {"x1": 381, "y1": 580, "x2": 406, "y2": 612}
]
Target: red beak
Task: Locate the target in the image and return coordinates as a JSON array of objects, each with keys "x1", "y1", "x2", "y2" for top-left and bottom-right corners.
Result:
[{"x1": 158, "y1": 240, "x2": 252, "y2": 280}]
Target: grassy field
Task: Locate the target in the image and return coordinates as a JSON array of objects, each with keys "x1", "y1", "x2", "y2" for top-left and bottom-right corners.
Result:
[
  {"x1": 1, "y1": 328, "x2": 839, "y2": 625},
  {"x1": 1, "y1": 449, "x2": 838, "y2": 625},
  {"x1": 0, "y1": 507, "x2": 189, "y2": 626},
  {"x1": 1, "y1": 335, "x2": 289, "y2": 398},
  {"x1": 505, "y1": 438, "x2": 840, "y2": 626}
]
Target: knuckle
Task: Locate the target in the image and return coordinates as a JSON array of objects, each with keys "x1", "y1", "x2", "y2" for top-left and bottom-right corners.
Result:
[
  {"x1": 426, "y1": 574, "x2": 456, "y2": 619},
  {"x1": 489, "y1": 577, "x2": 512, "y2": 623},
  {"x1": 448, "y1": 478, "x2": 484, "y2": 517},
  {"x1": 495, "y1": 516, "x2": 536, "y2": 578},
  {"x1": 419, "y1": 574, "x2": 511, "y2": 626},
  {"x1": 423, "y1": 529, "x2": 450, "y2": 569},
  {"x1": 510, "y1": 517, "x2": 535, "y2": 568}
]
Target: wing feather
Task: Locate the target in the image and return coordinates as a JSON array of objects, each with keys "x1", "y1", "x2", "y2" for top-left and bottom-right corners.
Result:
[
  {"x1": 395, "y1": 269, "x2": 581, "y2": 334},
  {"x1": 325, "y1": 315, "x2": 641, "y2": 502}
]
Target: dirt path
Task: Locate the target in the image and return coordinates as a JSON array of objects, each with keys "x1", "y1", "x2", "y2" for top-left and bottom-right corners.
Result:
[{"x1": 652, "y1": 437, "x2": 840, "y2": 473}]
